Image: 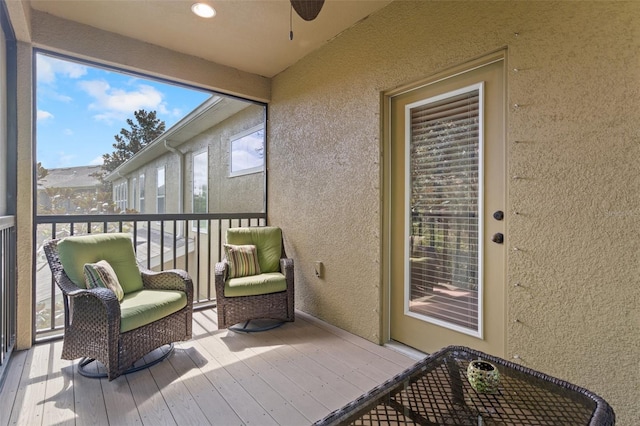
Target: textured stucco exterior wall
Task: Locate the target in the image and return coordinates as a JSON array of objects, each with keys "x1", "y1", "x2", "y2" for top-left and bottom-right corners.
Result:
[
  {"x1": 211, "y1": 105, "x2": 266, "y2": 213},
  {"x1": 16, "y1": 42, "x2": 33, "y2": 349},
  {"x1": 116, "y1": 156, "x2": 179, "y2": 214},
  {"x1": 269, "y1": 1, "x2": 639, "y2": 423},
  {"x1": 179, "y1": 104, "x2": 265, "y2": 214},
  {"x1": 114, "y1": 104, "x2": 265, "y2": 215}
]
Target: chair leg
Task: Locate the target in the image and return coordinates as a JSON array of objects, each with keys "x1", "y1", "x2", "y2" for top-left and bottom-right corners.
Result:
[
  {"x1": 77, "y1": 343, "x2": 175, "y2": 379},
  {"x1": 229, "y1": 319, "x2": 285, "y2": 333}
]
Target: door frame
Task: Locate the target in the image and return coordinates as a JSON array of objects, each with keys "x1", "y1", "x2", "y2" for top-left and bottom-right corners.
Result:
[{"x1": 380, "y1": 49, "x2": 508, "y2": 353}]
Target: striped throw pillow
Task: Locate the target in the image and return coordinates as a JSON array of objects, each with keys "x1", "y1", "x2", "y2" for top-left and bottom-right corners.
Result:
[
  {"x1": 224, "y1": 244, "x2": 261, "y2": 278},
  {"x1": 83, "y1": 259, "x2": 125, "y2": 302}
]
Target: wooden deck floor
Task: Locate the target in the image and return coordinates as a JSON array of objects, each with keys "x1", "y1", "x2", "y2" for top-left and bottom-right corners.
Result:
[{"x1": 0, "y1": 310, "x2": 421, "y2": 426}]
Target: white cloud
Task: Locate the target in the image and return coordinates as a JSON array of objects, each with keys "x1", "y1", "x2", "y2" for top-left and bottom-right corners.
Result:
[
  {"x1": 89, "y1": 156, "x2": 104, "y2": 165},
  {"x1": 37, "y1": 110, "x2": 54, "y2": 121},
  {"x1": 232, "y1": 132, "x2": 264, "y2": 171},
  {"x1": 37, "y1": 55, "x2": 88, "y2": 84},
  {"x1": 63, "y1": 128, "x2": 74, "y2": 136},
  {"x1": 78, "y1": 80, "x2": 167, "y2": 123},
  {"x1": 55, "y1": 151, "x2": 76, "y2": 168},
  {"x1": 54, "y1": 94, "x2": 73, "y2": 103}
]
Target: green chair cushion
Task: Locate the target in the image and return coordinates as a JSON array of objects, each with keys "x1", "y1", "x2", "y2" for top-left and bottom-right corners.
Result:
[
  {"x1": 57, "y1": 233, "x2": 144, "y2": 293},
  {"x1": 224, "y1": 272, "x2": 286, "y2": 297},
  {"x1": 226, "y1": 226, "x2": 282, "y2": 273},
  {"x1": 119, "y1": 289, "x2": 187, "y2": 333}
]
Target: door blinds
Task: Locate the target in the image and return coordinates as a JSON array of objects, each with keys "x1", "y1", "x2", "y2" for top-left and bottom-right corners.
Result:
[{"x1": 408, "y1": 86, "x2": 481, "y2": 334}]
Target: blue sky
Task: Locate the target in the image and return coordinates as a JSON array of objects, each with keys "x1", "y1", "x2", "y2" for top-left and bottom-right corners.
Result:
[{"x1": 36, "y1": 53, "x2": 212, "y2": 169}]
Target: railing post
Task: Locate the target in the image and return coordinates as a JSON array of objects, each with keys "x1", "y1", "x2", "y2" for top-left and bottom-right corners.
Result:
[{"x1": 0, "y1": 216, "x2": 17, "y2": 384}]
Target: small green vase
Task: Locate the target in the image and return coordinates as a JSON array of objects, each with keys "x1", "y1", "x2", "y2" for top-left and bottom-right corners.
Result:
[{"x1": 467, "y1": 360, "x2": 500, "y2": 393}]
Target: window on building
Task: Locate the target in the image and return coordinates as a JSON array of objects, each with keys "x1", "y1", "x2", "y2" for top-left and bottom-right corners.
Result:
[
  {"x1": 122, "y1": 183, "x2": 127, "y2": 211},
  {"x1": 157, "y1": 166, "x2": 165, "y2": 214},
  {"x1": 230, "y1": 124, "x2": 264, "y2": 177},
  {"x1": 115, "y1": 184, "x2": 119, "y2": 211},
  {"x1": 114, "y1": 182, "x2": 127, "y2": 212},
  {"x1": 192, "y1": 150, "x2": 208, "y2": 231},
  {"x1": 139, "y1": 173, "x2": 145, "y2": 213},
  {"x1": 132, "y1": 177, "x2": 137, "y2": 212}
]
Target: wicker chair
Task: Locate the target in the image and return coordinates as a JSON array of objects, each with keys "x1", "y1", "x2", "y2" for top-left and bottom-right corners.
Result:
[
  {"x1": 215, "y1": 226, "x2": 294, "y2": 330},
  {"x1": 43, "y1": 233, "x2": 193, "y2": 381}
]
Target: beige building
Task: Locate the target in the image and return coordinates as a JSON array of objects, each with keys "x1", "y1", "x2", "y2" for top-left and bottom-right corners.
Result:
[
  {"x1": 105, "y1": 96, "x2": 265, "y2": 216},
  {"x1": 2, "y1": 1, "x2": 638, "y2": 424}
]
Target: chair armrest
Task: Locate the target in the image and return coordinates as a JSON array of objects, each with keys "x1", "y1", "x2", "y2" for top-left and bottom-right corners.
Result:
[
  {"x1": 49, "y1": 258, "x2": 121, "y2": 328},
  {"x1": 214, "y1": 261, "x2": 228, "y2": 279},
  {"x1": 214, "y1": 261, "x2": 228, "y2": 300},
  {"x1": 68, "y1": 287, "x2": 122, "y2": 330},
  {"x1": 68, "y1": 286, "x2": 120, "y2": 303},
  {"x1": 57, "y1": 268, "x2": 120, "y2": 309},
  {"x1": 140, "y1": 268, "x2": 194, "y2": 298},
  {"x1": 281, "y1": 257, "x2": 295, "y2": 317},
  {"x1": 280, "y1": 257, "x2": 294, "y2": 276},
  {"x1": 54, "y1": 270, "x2": 87, "y2": 295}
]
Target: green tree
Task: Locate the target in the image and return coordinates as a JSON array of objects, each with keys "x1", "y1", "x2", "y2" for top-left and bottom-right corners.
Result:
[
  {"x1": 102, "y1": 109, "x2": 166, "y2": 173},
  {"x1": 36, "y1": 162, "x2": 48, "y2": 181},
  {"x1": 90, "y1": 110, "x2": 165, "y2": 195}
]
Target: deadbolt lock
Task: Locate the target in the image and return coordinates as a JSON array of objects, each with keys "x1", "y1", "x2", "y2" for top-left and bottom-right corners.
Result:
[{"x1": 492, "y1": 233, "x2": 504, "y2": 244}]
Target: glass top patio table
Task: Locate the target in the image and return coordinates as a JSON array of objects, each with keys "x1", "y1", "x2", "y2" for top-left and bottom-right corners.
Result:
[{"x1": 314, "y1": 345, "x2": 615, "y2": 425}]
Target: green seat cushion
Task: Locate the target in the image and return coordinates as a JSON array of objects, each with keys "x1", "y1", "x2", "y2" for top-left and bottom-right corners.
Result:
[
  {"x1": 119, "y1": 289, "x2": 187, "y2": 333},
  {"x1": 57, "y1": 233, "x2": 143, "y2": 293},
  {"x1": 226, "y1": 227, "x2": 282, "y2": 273},
  {"x1": 224, "y1": 272, "x2": 286, "y2": 297}
]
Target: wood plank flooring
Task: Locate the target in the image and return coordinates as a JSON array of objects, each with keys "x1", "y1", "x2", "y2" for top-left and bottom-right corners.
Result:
[{"x1": 0, "y1": 310, "x2": 422, "y2": 426}]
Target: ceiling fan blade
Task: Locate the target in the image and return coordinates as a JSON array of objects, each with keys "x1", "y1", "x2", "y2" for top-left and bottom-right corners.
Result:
[{"x1": 290, "y1": 0, "x2": 325, "y2": 21}]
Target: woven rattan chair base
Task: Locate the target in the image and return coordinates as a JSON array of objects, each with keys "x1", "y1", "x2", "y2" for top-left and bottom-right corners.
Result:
[
  {"x1": 228, "y1": 319, "x2": 286, "y2": 333},
  {"x1": 214, "y1": 235, "x2": 295, "y2": 330},
  {"x1": 43, "y1": 237, "x2": 194, "y2": 381},
  {"x1": 77, "y1": 343, "x2": 175, "y2": 378}
]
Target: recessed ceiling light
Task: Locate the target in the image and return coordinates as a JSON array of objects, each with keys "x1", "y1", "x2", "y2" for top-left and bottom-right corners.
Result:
[{"x1": 191, "y1": 3, "x2": 216, "y2": 18}]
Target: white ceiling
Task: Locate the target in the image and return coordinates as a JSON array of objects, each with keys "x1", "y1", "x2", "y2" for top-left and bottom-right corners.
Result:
[{"x1": 27, "y1": 0, "x2": 394, "y2": 78}]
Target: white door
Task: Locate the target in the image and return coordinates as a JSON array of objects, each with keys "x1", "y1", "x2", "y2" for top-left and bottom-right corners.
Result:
[{"x1": 389, "y1": 56, "x2": 506, "y2": 356}]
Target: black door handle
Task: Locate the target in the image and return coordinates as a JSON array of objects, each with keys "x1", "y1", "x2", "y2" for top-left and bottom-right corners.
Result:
[{"x1": 492, "y1": 233, "x2": 504, "y2": 244}]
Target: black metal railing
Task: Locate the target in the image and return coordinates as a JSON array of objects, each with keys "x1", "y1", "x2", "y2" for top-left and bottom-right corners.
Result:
[
  {"x1": 0, "y1": 215, "x2": 17, "y2": 383},
  {"x1": 35, "y1": 212, "x2": 267, "y2": 340}
]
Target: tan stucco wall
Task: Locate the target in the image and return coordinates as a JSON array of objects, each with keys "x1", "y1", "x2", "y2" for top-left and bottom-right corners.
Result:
[
  {"x1": 207, "y1": 105, "x2": 265, "y2": 214},
  {"x1": 113, "y1": 160, "x2": 177, "y2": 215},
  {"x1": 16, "y1": 41, "x2": 33, "y2": 349},
  {"x1": 114, "y1": 104, "x2": 265, "y2": 215},
  {"x1": 269, "y1": 1, "x2": 639, "y2": 423}
]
